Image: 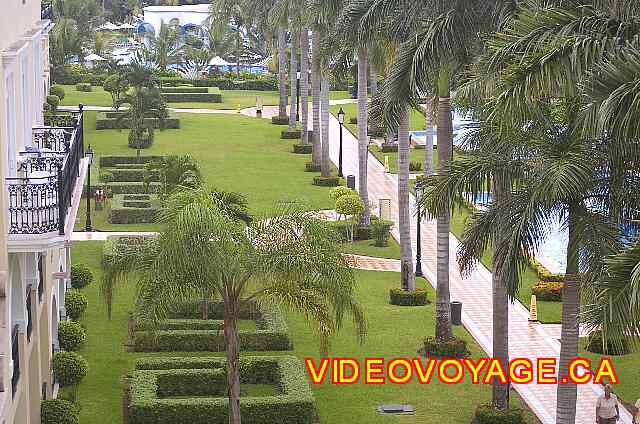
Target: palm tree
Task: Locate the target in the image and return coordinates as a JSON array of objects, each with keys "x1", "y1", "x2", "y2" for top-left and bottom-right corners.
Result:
[
  {"x1": 397, "y1": 107, "x2": 414, "y2": 290},
  {"x1": 311, "y1": 65, "x2": 322, "y2": 162},
  {"x1": 288, "y1": 26, "x2": 299, "y2": 131},
  {"x1": 210, "y1": 0, "x2": 250, "y2": 79},
  {"x1": 277, "y1": 26, "x2": 288, "y2": 117},
  {"x1": 102, "y1": 191, "x2": 366, "y2": 424},
  {"x1": 320, "y1": 74, "x2": 331, "y2": 177},
  {"x1": 143, "y1": 21, "x2": 181, "y2": 71},
  {"x1": 300, "y1": 26, "x2": 310, "y2": 145},
  {"x1": 423, "y1": 94, "x2": 435, "y2": 177},
  {"x1": 356, "y1": 48, "x2": 371, "y2": 226},
  {"x1": 145, "y1": 154, "x2": 204, "y2": 198}
]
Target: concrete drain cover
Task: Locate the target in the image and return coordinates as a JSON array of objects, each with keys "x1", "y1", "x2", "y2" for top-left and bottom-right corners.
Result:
[{"x1": 376, "y1": 404, "x2": 414, "y2": 415}]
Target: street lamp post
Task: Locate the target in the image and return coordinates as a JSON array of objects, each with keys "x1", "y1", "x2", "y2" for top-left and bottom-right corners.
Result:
[
  {"x1": 296, "y1": 71, "x2": 301, "y2": 122},
  {"x1": 414, "y1": 180, "x2": 424, "y2": 277},
  {"x1": 337, "y1": 108, "x2": 345, "y2": 177},
  {"x1": 84, "y1": 145, "x2": 94, "y2": 232}
]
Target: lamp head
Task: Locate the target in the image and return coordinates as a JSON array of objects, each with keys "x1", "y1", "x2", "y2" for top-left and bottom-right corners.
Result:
[{"x1": 338, "y1": 108, "x2": 345, "y2": 124}]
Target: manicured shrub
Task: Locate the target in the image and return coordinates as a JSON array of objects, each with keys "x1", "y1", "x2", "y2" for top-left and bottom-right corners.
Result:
[
  {"x1": 49, "y1": 85, "x2": 66, "y2": 100},
  {"x1": 41, "y1": 399, "x2": 79, "y2": 424},
  {"x1": 281, "y1": 129, "x2": 301, "y2": 139},
  {"x1": 75, "y1": 83, "x2": 92, "y2": 92},
  {"x1": 313, "y1": 175, "x2": 340, "y2": 187},
  {"x1": 99, "y1": 155, "x2": 164, "y2": 168},
  {"x1": 421, "y1": 336, "x2": 469, "y2": 358},
  {"x1": 43, "y1": 102, "x2": 52, "y2": 113},
  {"x1": 128, "y1": 126, "x2": 154, "y2": 150},
  {"x1": 110, "y1": 194, "x2": 161, "y2": 224},
  {"x1": 529, "y1": 258, "x2": 565, "y2": 282},
  {"x1": 328, "y1": 221, "x2": 375, "y2": 241},
  {"x1": 105, "y1": 181, "x2": 160, "y2": 195},
  {"x1": 271, "y1": 115, "x2": 289, "y2": 125},
  {"x1": 585, "y1": 330, "x2": 630, "y2": 355},
  {"x1": 389, "y1": 288, "x2": 429, "y2": 306},
  {"x1": 531, "y1": 281, "x2": 563, "y2": 302},
  {"x1": 65, "y1": 290, "x2": 88, "y2": 320},
  {"x1": 95, "y1": 111, "x2": 180, "y2": 130},
  {"x1": 99, "y1": 170, "x2": 114, "y2": 185},
  {"x1": 52, "y1": 351, "x2": 88, "y2": 388},
  {"x1": 160, "y1": 86, "x2": 209, "y2": 94},
  {"x1": 305, "y1": 162, "x2": 321, "y2": 172},
  {"x1": 380, "y1": 144, "x2": 398, "y2": 153},
  {"x1": 349, "y1": 117, "x2": 357, "y2": 124},
  {"x1": 329, "y1": 186, "x2": 355, "y2": 200},
  {"x1": 128, "y1": 356, "x2": 316, "y2": 424},
  {"x1": 46, "y1": 95, "x2": 60, "y2": 112},
  {"x1": 292, "y1": 143, "x2": 312, "y2": 154},
  {"x1": 160, "y1": 91, "x2": 221, "y2": 103},
  {"x1": 372, "y1": 220, "x2": 394, "y2": 247},
  {"x1": 474, "y1": 404, "x2": 525, "y2": 424},
  {"x1": 409, "y1": 161, "x2": 422, "y2": 172},
  {"x1": 58, "y1": 321, "x2": 85, "y2": 351},
  {"x1": 70, "y1": 263, "x2": 92, "y2": 289}
]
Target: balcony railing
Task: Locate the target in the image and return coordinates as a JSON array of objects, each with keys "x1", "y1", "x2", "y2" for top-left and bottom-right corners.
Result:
[
  {"x1": 41, "y1": 3, "x2": 53, "y2": 20},
  {"x1": 11, "y1": 325, "x2": 19, "y2": 398},
  {"x1": 6, "y1": 107, "x2": 84, "y2": 236}
]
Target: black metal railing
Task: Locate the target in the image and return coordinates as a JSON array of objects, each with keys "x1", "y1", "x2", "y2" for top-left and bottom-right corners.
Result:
[
  {"x1": 41, "y1": 3, "x2": 53, "y2": 20},
  {"x1": 38, "y1": 253, "x2": 44, "y2": 302},
  {"x1": 11, "y1": 325, "x2": 20, "y2": 397},
  {"x1": 26, "y1": 287, "x2": 33, "y2": 343},
  {"x1": 6, "y1": 106, "x2": 84, "y2": 236}
]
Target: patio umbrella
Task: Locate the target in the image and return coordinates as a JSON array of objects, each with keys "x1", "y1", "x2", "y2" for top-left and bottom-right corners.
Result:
[
  {"x1": 209, "y1": 56, "x2": 231, "y2": 67},
  {"x1": 85, "y1": 53, "x2": 107, "y2": 62},
  {"x1": 98, "y1": 22, "x2": 121, "y2": 31},
  {"x1": 119, "y1": 23, "x2": 136, "y2": 30}
]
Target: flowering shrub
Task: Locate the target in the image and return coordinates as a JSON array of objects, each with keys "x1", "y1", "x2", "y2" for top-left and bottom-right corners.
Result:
[{"x1": 531, "y1": 281, "x2": 563, "y2": 302}]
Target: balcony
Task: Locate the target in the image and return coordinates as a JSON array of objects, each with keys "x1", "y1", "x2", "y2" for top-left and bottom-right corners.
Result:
[{"x1": 6, "y1": 108, "x2": 85, "y2": 237}]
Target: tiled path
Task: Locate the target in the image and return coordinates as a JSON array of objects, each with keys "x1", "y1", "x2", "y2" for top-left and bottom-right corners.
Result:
[{"x1": 74, "y1": 101, "x2": 632, "y2": 423}]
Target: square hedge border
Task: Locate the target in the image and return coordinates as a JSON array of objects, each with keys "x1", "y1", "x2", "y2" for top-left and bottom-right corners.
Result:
[
  {"x1": 95, "y1": 111, "x2": 181, "y2": 130},
  {"x1": 110, "y1": 194, "x2": 161, "y2": 224},
  {"x1": 133, "y1": 300, "x2": 293, "y2": 352},
  {"x1": 129, "y1": 356, "x2": 316, "y2": 424},
  {"x1": 99, "y1": 155, "x2": 164, "y2": 168}
]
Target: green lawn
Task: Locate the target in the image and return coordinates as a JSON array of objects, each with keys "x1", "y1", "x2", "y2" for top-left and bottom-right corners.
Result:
[
  {"x1": 341, "y1": 238, "x2": 401, "y2": 259},
  {"x1": 59, "y1": 85, "x2": 351, "y2": 110},
  {"x1": 579, "y1": 340, "x2": 640, "y2": 406},
  {"x1": 329, "y1": 103, "x2": 426, "y2": 137},
  {"x1": 77, "y1": 112, "x2": 336, "y2": 231},
  {"x1": 70, "y1": 241, "x2": 540, "y2": 424}
]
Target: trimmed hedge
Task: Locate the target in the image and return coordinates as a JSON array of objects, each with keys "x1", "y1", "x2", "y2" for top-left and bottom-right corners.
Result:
[
  {"x1": 41, "y1": 399, "x2": 79, "y2": 424},
  {"x1": 99, "y1": 155, "x2": 164, "y2": 168},
  {"x1": 305, "y1": 162, "x2": 321, "y2": 172},
  {"x1": 529, "y1": 258, "x2": 565, "y2": 282},
  {"x1": 421, "y1": 336, "x2": 469, "y2": 359},
  {"x1": 75, "y1": 83, "x2": 92, "y2": 92},
  {"x1": 409, "y1": 161, "x2": 422, "y2": 172},
  {"x1": 474, "y1": 404, "x2": 525, "y2": 424},
  {"x1": 292, "y1": 144, "x2": 312, "y2": 154},
  {"x1": 161, "y1": 90, "x2": 222, "y2": 103},
  {"x1": 585, "y1": 330, "x2": 630, "y2": 355},
  {"x1": 313, "y1": 176, "x2": 340, "y2": 187},
  {"x1": 52, "y1": 351, "x2": 88, "y2": 387},
  {"x1": 159, "y1": 76, "x2": 278, "y2": 91},
  {"x1": 531, "y1": 281, "x2": 563, "y2": 302},
  {"x1": 271, "y1": 115, "x2": 289, "y2": 125},
  {"x1": 70, "y1": 263, "x2": 92, "y2": 289},
  {"x1": 281, "y1": 130, "x2": 301, "y2": 139},
  {"x1": 380, "y1": 144, "x2": 398, "y2": 153},
  {"x1": 102, "y1": 236, "x2": 149, "y2": 269},
  {"x1": 101, "y1": 167, "x2": 159, "y2": 183},
  {"x1": 105, "y1": 181, "x2": 160, "y2": 195},
  {"x1": 160, "y1": 86, "x2": 209, "y2": 94},
  {"x1": 95, "y1": 111, "x2": 180, "y2": 130},
  {"x1": 328, "y1": 220, "x2": 375, "y2": 241},
  {"x1": 65, "y1": 290, "x2": 88, "y2": 320},
  {"x1": 110, "y1": 194, "x2": 161, "y2": 224},
  {"x1": 58, "y1": 321, "x2": 85, "y2": 351},
  {"x1": 389, "y1": 288, "x2": 429, "y2": 306},
  {"x1": 49, "y1": 85, "x2": 66, "y2": 100},
  {"x1": 129, "y1": 356, "x2": 316, "y2": 424},
  {"x1": 349, "y1": 117, "x2": 357, "y2": 124},
  {"x1": 133, "y1": 301, "x2": 293, "y2": 352},
  {"x1": 372, "y1": 220, "x2": 394, "y2": 246}
]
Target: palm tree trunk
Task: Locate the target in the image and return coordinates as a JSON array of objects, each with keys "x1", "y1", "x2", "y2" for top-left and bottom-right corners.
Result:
[
  {"x1": 235, "y1": 28, "x2": 242, "y2": 80},
  {"x1": 424, "y1": 97, "x2": 434, "y2": 177},
  {"x1": 357, "y1": 48, "x2": 370, "y2": 226},
  {"x1": 491, "y1": 180, "x2": 509, "y2": 410},
  {"x1": 370, "y1": 69, "x2": 378, "y2": 135},
  {"x1": 312, "y1": 69, "x2": 321, "y2": 162},
  {"x1": 300, "y1": 26, "x2": 309, "y2": 145},
  {"x1": 386, "y1": 127, "x2": 394, "y2": 145},
  {"x1": 202, "y1": 292, "x2": 209, "y2": 320},
  {"x1": 288, "y1": 27, "x2": 298, "y2": 131},
  {"x1": 224, "y1": 302, "x2": 241, "y2": 424},
  {"x1": 398, "y1": 108, "x2": 414, "y2": 291},
  {"x1": 320, "y1": 74, "x2": 331, "y2": 178},
  {"x1": 556, "y1": 200, "x2": 580, "y2": 424},
  {"x1": 277, "y1": 26, "x2": 287, "y2": 117},
  {"x1": 435, "y1": 69, "x2": 453, "y2": 343}
]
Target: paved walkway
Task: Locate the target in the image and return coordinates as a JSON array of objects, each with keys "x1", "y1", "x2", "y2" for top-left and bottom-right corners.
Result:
[{"x1": 251, "y1": 106, "x2": 632, "y2": 423}]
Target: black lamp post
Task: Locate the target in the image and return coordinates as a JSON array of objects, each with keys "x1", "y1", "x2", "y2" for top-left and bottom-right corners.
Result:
[
  {"x1": 337, "y1": 107, "x2": 345, "y2": 177},
  {"x1": 84, "y1": 145, "x2": 94, "y2": 232},
  {"x1": 414, "y1": 180, "x2": 424, "y2": 277},
  {"x1": 296, "y1": 71, "x2": 301, "y2": 122}
]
